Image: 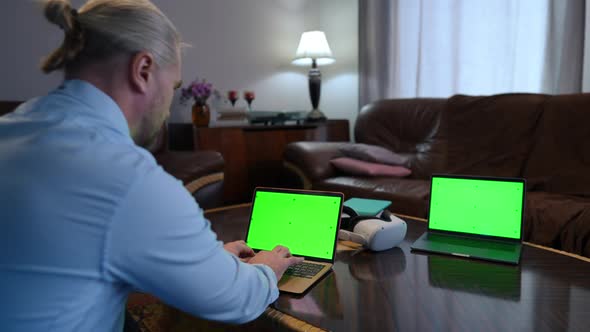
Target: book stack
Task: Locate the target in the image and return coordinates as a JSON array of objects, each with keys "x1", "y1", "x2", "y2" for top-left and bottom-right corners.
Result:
[{"x1": 213, "y1": 108, "x2": 249, "y2": 126}]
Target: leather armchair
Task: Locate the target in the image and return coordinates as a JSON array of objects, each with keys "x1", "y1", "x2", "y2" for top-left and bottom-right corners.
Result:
[{"x1": 150, "y1": 123, "x2": 224, "y2": 210}]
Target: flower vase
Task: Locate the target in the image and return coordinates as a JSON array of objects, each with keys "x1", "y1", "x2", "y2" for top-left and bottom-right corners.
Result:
[{"x1": 192, "y1": 103, "x2": 210, "y2": 127}]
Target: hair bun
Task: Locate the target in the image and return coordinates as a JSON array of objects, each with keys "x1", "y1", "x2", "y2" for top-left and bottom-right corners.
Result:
[
  {"x1": 41, "y1": 0, "x2": 85, "y2": 73},
  {"x1": 44, "y1": 0, "x2": 75, "y2": 32}
]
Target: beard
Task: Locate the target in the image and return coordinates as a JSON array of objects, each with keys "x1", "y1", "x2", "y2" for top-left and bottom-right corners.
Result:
[
  {"x1": 132, "y1": 94, "x2": 170, "y2": 152},
  {"x1": 142, "y1": 123, "x2": 165, "y2": 153}
]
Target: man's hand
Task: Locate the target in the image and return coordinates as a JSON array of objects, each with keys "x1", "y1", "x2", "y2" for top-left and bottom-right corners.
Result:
[
  {"x1": 224, "y1": 240, "x2": 255, "y2": 262},
  {"x1": 248, "y1": 245, "x2": 304, "y2": 280}
]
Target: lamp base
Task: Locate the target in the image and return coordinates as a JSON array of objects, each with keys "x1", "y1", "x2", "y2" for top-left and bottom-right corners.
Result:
[{"x1": 305, "y1": 109, "x2": 327, "y2": 122}]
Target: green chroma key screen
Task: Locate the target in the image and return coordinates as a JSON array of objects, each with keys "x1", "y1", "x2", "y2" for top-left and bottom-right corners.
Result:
[
  {"x1": 246, "y1": 190, "x2": 342, "y2": 260},
  {"x1": 428, "y1": 176, "x2": 524, "y2": 239}
]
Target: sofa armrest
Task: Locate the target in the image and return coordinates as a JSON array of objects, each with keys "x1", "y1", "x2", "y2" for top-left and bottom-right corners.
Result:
[
  {"x1": 154, "y1": 150, "x2": 225, "y2": 208},
  {"x1": 155, "y1": 150, "x2": 224, "y2": 184},
  {"x1": 283, "y1": 142, "x2": 350, "y2": 185}
]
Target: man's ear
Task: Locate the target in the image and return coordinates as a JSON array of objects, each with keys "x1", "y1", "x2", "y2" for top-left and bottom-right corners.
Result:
[{"x1": 129, "y1": 51, "x2": 155, "y2": 94}]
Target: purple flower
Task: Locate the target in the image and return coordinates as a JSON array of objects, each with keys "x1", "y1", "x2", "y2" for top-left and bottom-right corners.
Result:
[{"x1": 180, "y1": 78, "x2": 214, "y2": 105}]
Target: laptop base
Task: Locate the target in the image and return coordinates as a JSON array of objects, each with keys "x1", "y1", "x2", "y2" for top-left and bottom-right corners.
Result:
[
  {"x1": 279, "y1": 261, "x2": 332, "y2": 294},
  {"x1": 411, "y1": 232, "x2": 522, "y2": 265}
]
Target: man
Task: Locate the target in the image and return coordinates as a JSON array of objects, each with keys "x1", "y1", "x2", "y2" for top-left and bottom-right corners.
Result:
[{"x1": 0, "y1": 1, "x2": 302, "y2": 331}]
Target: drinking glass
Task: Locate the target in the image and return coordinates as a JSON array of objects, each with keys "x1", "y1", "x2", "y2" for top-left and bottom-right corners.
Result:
[
  {"x1": 244, "y1": 91, "x2": 255, "y2": 111},
  {"x1": 228, "y1": 90, "x2": 238, "y2": 107}
]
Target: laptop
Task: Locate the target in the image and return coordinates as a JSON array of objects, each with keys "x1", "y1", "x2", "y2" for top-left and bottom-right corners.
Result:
[
  {"x1": 245, "y1": 187, "x2": 344, "y2": 294},
  {"x1": 411, "y1": 174, "x2": 525, "y2": 264}
]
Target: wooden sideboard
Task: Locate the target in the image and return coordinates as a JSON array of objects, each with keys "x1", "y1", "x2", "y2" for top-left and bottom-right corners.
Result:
[{"x1": 190, "y1": 120, "x2": 349, "y2": 204}]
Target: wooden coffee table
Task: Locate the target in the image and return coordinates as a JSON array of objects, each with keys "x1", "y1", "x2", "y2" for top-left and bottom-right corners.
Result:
[{"x1": 129, "y1": 204, "x2": 590, "y2": 332}]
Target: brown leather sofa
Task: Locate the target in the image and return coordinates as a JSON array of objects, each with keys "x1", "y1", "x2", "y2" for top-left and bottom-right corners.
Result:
[
  {"x1": 284, "y1": 93, "x2": 590, "y2": 257},
  {"x1": 1, "y1": 101, "x2": 224, "y2": 210}
]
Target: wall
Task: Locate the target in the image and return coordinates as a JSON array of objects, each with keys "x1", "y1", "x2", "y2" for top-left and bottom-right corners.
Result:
[{"x1": 0, "y1": 0, "x2": 358, "y2": 133}]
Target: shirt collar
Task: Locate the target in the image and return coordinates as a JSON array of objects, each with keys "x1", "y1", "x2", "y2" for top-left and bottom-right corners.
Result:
[{"x1": 55, "y1": 79, "x2": 131, "y2": 138}]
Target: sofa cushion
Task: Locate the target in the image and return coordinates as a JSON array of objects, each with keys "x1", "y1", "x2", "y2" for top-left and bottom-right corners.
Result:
[
  {"x1": 339, "y1": 143, "x2": 409, "y2": 166},
  {"x1": 445, "y1": 93, "x2": 547, "y2": 177},
  {"x1": 525, "y1": 192, "x2": 590, "y2": 257},
  {"x1": 527, "y1": 175, "x2": 590, "y2": 198},
  {"x1": 330, "y1": 158, "x2": 412, "y2": 177},
  {"x1": 523, "y1": 93, "x2": 590, "y2": 196},
  {"x1": 355, "y1": 98, "x2": 448, "y2": 179},
  {"x1": 313, "y1": 177, "x2": 431, "y2": 218}
]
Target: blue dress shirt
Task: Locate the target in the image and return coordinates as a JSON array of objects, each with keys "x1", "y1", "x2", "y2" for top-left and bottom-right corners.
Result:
[{"x1": 0, "y1": 80, "x2": 278, "y2": 331}]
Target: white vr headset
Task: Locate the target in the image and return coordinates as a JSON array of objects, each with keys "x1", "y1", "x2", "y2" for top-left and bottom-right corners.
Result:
[{"x1": 338, "y1": 206, "x2": 407, "y2": 252}]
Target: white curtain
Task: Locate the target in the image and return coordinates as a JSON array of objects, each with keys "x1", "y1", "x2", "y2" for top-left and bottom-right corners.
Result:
[{"x1": 360, "y1": 0, "x2": 588, "y2": 106}]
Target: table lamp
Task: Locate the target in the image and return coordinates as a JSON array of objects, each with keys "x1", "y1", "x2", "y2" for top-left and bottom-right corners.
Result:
[{"x1": 292, "y1": 31, "x2": 335, "y2": 122}]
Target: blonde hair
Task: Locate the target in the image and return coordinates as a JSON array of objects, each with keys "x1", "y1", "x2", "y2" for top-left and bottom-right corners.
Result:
[{"x1": 41, "y1": 0, "x2": 181, "y2": 73}]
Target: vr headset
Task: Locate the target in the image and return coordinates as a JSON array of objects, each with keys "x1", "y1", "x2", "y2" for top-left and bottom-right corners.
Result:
[{"x1": 338, "y1": 206, "x2": 407, "y2": 251}]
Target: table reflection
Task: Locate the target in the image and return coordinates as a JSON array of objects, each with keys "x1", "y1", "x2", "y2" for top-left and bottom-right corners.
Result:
[
  {"x1": 427, "y1": 255, "x2": 522, "y2": 301},
  {"x1": 339, "y1": 247, "x2": 407, "y2": 282},
  {"x1": 280, "y1": 272, "x2": 344, "y2": 319}
]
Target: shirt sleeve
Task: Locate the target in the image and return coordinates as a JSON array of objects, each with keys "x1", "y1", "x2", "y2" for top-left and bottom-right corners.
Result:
[{"x1": 103, "y1": 164, "x2": 279, "y2": 324}]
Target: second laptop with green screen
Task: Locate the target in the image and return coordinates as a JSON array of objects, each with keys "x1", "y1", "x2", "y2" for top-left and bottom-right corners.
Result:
[
  {"x1": 245, "y1": 187, "x2": 343, "y2": 294},
  {"x1": 411, "y1": 174, "x2": 526, "y2": 264}
]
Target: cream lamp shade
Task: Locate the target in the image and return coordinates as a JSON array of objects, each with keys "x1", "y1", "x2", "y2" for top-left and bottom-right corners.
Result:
[{"x1": 292, "y1": 31, "x2": 335, "y2": 66}]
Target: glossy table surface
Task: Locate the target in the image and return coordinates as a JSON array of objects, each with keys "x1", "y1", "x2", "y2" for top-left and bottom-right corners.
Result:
[{"x1": 205, "y1": 205, "x2": 590, "y2": 332}]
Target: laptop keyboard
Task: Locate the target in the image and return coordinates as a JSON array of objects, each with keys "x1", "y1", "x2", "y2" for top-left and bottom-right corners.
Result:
[{"x1": 284, "y1": 262, "x2": 325, "y2": 279}]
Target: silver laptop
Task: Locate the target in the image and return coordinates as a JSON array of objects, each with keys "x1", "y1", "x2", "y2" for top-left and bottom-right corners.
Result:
[
  {"x1": 411, "y1": 174, "x2": 526, "y2": 265},
  {"x1": 245, "y1": 187, "x2": 343, "y2": 294}
]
